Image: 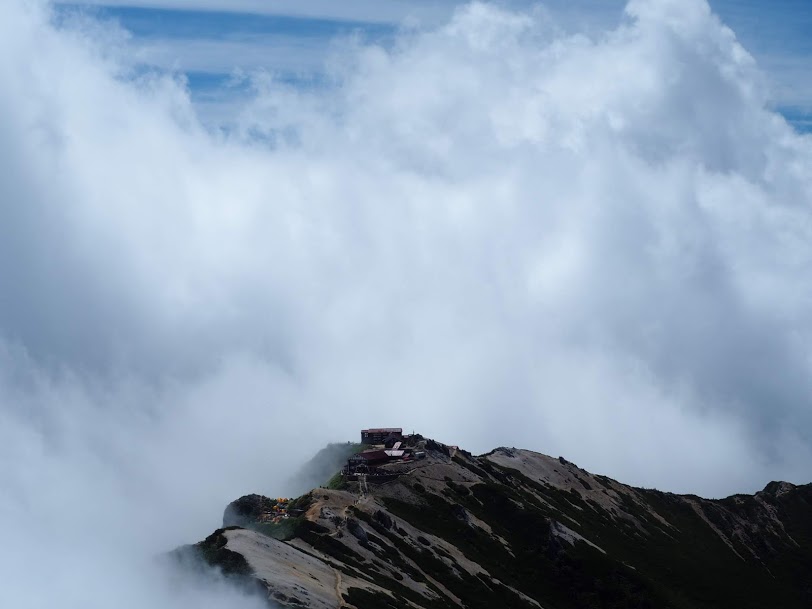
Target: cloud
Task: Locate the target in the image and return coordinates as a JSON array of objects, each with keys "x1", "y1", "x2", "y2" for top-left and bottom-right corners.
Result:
[
  {"x1": 2, "y1": 0, "x2": 812, "y2": 605},
  {"x1": 130, "y1": 36, "x2": 329, "y2": 75},
  {"x1": 54, "y1": 0, "x2": 458, "y2": 25}
]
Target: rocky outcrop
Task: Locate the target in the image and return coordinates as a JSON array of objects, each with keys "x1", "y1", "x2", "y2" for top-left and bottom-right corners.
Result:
[
  {"x1": 181, "y1": 439, "x2": 812, "y2": 609},
  {"x1": 223, "y1": 494, "x2": 274, "y2": 528}
]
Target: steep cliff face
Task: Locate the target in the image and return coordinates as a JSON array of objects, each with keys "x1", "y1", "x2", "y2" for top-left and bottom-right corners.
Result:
[{"x1": 183, "y1": 441, "x2": 812, "y2": 609}]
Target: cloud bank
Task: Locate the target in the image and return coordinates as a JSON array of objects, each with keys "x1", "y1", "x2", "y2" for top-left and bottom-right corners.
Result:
[{"x1": 2, "y1": 0, "x2": 812, "y2": 606}]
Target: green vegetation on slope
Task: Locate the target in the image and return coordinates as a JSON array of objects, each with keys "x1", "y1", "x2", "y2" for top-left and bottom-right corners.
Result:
[{"x1": 289, "y1": 442, "x2": 370, "y2": 494}]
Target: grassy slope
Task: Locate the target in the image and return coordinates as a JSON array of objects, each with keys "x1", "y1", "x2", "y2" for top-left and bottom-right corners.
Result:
[
  {"x1": 370, "y1": 453, "x2": 812, "y2": 609},
  {"x1": 291, "y1": 442, "x2": 370, "y2": 493}
]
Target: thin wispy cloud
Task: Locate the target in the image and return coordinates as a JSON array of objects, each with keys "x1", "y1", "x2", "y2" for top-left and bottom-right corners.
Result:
[
  {"x1": 131, "y1": 36, "x2": 328, "y2": 74},
  {"x1": 54, "y1": 0, "x2": 458, "y2": 24}
]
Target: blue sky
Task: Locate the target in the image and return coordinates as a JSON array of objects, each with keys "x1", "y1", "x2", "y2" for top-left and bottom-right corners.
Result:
[{"x1": 54, "y1": 0, "x2": 812, "y2": 132}]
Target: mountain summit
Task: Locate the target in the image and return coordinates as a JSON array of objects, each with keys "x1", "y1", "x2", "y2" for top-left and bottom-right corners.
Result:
[{"x1": 176, "y1": 435, "x2": 812, "y2": 609}]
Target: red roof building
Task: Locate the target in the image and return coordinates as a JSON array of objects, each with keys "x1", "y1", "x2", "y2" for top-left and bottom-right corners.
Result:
[{"x1": 349, "y1": 449, "x2": 390, "y2": 465}]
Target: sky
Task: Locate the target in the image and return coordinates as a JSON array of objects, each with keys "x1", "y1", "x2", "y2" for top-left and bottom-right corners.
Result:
[
  {"x1": 52, "y1": 0, "x2": 812, "y2": 131},
  {"x1": 2, "y1": 0, "x2": 812, "y2": 607}
]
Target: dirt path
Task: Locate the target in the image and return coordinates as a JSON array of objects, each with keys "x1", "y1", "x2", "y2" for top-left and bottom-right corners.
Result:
[{"x1": 333, "y1": 566, "x2": 347, "y2": 608}]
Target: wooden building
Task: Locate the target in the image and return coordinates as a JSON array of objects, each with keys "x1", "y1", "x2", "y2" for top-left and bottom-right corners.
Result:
[{"x1": 349, "y1": 449, "x2": 391, "y2": 466}]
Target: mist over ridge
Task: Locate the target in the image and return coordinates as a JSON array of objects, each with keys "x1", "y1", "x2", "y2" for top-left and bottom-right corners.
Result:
[{"x1": 1, "y1": 0, "x2": 812, "y2": 607}]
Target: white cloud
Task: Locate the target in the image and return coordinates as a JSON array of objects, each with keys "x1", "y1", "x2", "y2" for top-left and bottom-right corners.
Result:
[{"x1": 2, "y1": 0, "x2": 812, "y2": 605}]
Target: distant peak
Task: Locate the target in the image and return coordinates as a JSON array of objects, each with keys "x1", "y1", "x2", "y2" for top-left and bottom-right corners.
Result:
[{"x1": 761, "y1": 481, "x2": 797, "y2": 497}]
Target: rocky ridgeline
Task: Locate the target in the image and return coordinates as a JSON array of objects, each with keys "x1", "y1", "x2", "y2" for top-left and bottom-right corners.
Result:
[{"x1": 175, "y1": 440, "x2": 812, "y2": 609}]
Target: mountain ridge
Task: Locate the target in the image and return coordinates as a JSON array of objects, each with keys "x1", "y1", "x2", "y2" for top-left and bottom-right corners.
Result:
[{"x1": 176, "y1": 437, "x2": 812, "y2": 609}]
